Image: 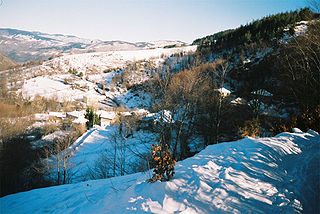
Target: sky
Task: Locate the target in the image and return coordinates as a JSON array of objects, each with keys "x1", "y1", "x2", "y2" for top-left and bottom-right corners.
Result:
[{"x1": 0, "y1": 0, "x2": 309, "y2": 43}]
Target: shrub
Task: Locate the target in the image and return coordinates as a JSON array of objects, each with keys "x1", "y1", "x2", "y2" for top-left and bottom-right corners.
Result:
[
  {"x1": 43, "y1": 123, "x2": 58, "y2": 136},
  {"x1": 239, "y1": 118, "x2": 260, "y2": 138},
  {"x1": 68, "y1": 68, "x2": 77, "y2": 75},
  {"x1": 149, "y1": 144, "x2": 176, "y2": 183}
]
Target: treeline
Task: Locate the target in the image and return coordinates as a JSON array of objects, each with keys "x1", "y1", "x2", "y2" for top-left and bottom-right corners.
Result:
[
  {"x1": 227, "y1": 19, "x2": 320, "y2": 133},
  {"x1": 193, "y1": 8, "x2": 316, "y2": 51}
]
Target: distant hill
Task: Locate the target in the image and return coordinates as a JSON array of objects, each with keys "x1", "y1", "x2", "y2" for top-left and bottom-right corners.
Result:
[
  {"x1": 0, "y1": 28, "x2": 186, "y2": 63},
  {"x1": 0, "y1": 54, "x2": 18, "y2": 71}
]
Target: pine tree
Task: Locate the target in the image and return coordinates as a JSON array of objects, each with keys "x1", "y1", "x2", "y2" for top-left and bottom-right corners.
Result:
[{"x1": 85, "y1": 107, "x2": 101, "y2": 129}]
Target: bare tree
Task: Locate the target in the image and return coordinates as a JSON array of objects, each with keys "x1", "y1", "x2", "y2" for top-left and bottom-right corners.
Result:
[
  {"x1": 213, "y1": 59, "x2": 230, "y2": 144},
  {"x1": 44, "y1": 133, "x2": 78, "y2": 185}
]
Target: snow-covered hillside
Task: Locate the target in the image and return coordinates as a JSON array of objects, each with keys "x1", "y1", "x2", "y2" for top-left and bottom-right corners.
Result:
[
  {"x1": 44, "y1": 46, "x2": 197, "y2": 74},
  {"x1": 46, "y1": 125, "x2": 155, "y2": 182},
  {"x1": 1, "y1": 129, "x2": 319, "y2": 213},
  {"x1": 0, "y1": 28, "x2": 187, "y2": 63},
  {"x1": 18, "y1": 46, "x2": 196, "y2": 108}
]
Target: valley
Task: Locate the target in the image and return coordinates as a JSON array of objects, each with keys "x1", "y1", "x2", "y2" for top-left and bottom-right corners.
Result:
[{"x1": 0, "y1": 4, "x2": 319, "y2": 214}]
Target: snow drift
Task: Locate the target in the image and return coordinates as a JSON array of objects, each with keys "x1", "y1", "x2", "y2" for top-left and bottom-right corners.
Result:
[{"x1": 1, "y1": 129, "x2": 319, "y2": 213}]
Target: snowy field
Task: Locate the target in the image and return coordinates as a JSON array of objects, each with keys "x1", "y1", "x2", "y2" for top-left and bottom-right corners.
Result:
[
  {"x1": 44, "y1": 46, "x2": 197, "y2": 74},
  {"x1": 19, "y1": 75, "x2": 93, "y2": 101},
  {"x1": 1, "y1": 129, "x2": 319, "y2": 213}
]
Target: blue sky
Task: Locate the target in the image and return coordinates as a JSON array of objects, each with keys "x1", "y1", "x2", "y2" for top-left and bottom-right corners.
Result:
[{"x1": 0, "y1": 0, "x2": 308, "y2": 43}]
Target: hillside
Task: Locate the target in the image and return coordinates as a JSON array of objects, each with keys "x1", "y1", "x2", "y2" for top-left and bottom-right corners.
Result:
[
  {"x1": 0, "y1": 28, "x2": 186, "y2": 63},
  {"x1": 0, "y1": 54, "x2": 17, "y2": 71},
  {"x1": 1, "y1": 7, "x2": 319, "y2": 213},
  {"x1": 1, "y1": 130, "x2": 319, "y2": 213},
  {"x1": 192, "y1": 8, "x2": 315, "y2": 50},
  {"x1": 16, "y1": 45, "x2": 196, "y2": 108}
]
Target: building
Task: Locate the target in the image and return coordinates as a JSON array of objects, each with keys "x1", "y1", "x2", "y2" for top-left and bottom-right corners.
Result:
[
  {"x1": 66, "y1": 110, "x2": 87, "y2": 124},
  {"x1": 214, "y1": 87, "x2": 232, "y2": 97},
  {"x1": 97, "y1": 110, "x2": 117, "y2": 127},
  {"x1": 48, "y1": 112, "x2": 66, "y2": 122}
]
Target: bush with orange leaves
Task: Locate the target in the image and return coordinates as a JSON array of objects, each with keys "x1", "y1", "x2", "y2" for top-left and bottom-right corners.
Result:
[{"x1": 149, "y1": 144, "x2": 176, "y2": 183}]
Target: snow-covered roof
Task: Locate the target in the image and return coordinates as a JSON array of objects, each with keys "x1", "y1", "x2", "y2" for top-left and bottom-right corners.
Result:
[
  {"x1": 67, "y1": 110, "x2": 85, "y2": 118},
  {"x1": 132, "y1": 109, "x2": 150, "y2": 115},
  {"x1": 231, "y1": 97, "x2": 246, "y2": 105},
  {"x1": 120, "y1": 112, "x2": 132, "y2": 117},
  {"x1": 49, "y1": 112, "x2": 66, "y2": 118},
  {"x1": 214, "y1": 87, "x2": 232, "y2": 96},
  {"x1": 34, "y1": 113, "x2": 50, "y2": 121},
  {"x1": 97, "y1": 110, "x2": 116, "y2": 120},
  {"x1": 73, "y1": 117, "x2": 87, "y2": 124}
]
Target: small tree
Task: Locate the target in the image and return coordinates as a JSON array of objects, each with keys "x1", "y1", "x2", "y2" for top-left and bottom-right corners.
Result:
[
  {"x1": 84, "y1": 107, "x2": 101, "y2": 129},
  {"x1": 149, "y1": 144, "x2": 176, "y2": 183},
  {"x1": 239, "y1": 118, "x2": 260, "y2": 138}
]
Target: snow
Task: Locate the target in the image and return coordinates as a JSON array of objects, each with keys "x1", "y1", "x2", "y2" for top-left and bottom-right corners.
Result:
[
  {"x1": 282, "y1": 21, "x2": 308, "y2": 43},
  {"x1": 251, "y1": 89, "x2": 273, "y2": 97},
  {"x1": 19, "y1": 75, "x2": 87, "y2": 102},
  {"x1": 146, "y1": 110, "x2": 174, "y2": 123},
  {"x1": 46, "y1": 46, "x2": 197, "y2": 74},
  {"x1": 43, "y1": 125, "x2": 155, "y2": 182},
  {"x1": 0, "y1": 28, "x2": 189, "y2": 63},
  {"x1": 72, "y1": 117, "x2": 87, "y2": 124},
  {"x1": 2, "y1": 130, "x2": 318, "y2": 213},
  {"x1": 230, "y1": 97, "x2": 246, "y2": 105},
  {"x1": 214, "y1": 87, "x2": 232, "y2": 97},
  {"x1": 66, "y1": 110, "x2": 85, "y2": 118},
  {"x1": 97, "y1": 110, "x2": 116, "y2": 120},
  {"x1": 49, "y1": 112, "x2": 66, "y2": 119},
  {"x1": 18, "y1": 46, "x2": 195, "y2": 109},
  {"x1": 34, "y1": 113, "x2": 50, "y2": 121},
  {"x1": 31, "y1": 130, "x2": 69, "y2": 149}
]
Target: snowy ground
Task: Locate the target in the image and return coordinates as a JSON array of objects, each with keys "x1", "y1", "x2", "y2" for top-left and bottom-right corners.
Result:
[
  {"x1": 46, "y1": 125, "x2": 156, "y2": 182},
  {"x1": 17, "y1": 46, "x2": 196, "y2": 108},
  {"x1": 44, "y1": 46, "x2": 197, "y2": 75},
  {"x1": 1, "y1": 129, "x2": 319, "y2": 213},
  {"x1": 19, "y1": 75, "x2": 92, "y2": 101}
]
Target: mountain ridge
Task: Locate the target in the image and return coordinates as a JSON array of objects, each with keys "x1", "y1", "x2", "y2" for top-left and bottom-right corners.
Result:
[{"x1": 0, "y1": 28, "x2": 186, "y2": 63}]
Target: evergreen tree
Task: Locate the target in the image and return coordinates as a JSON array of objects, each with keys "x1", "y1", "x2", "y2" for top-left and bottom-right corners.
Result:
[{"x1": 85, "y1": 107, "x2": 101, "y2": 129}]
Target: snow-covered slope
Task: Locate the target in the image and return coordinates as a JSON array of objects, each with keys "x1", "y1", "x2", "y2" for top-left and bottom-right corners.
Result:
[
  {"x1": 18, "y1": 46, "x2": 196, "y2": 108},
  {"x1": 1, "y1": 130, "x2": 319, "y2": 213},
  {"x1": 0, "y1": 28, "x2": 187, "y2": 63},
  {"x1": 46, "y1": 125, "x2": 155, "y2": 182},
  {"x1": 45, "y1": 45, "x2": 197, "y2": 74}
]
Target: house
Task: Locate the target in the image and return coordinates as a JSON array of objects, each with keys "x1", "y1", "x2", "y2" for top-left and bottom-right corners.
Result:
[
  {"x1": 66, "y1": 110, "x2": 87, "y2": 124},
  {"x1": 66, "y1": 110, "x2": 85, "y2": 120},
  {"x1": 97, "y1": 110, "x2": 117, "y2": 127},
  {"x1": 48, "y1": 112, "x2": 66, "y2": 122},
  {"x1": 214, "y1": 87, "x2": 232, "y2": 97},
  {"x1": 34, "y1": 113, "x2": 50, "y2": 122}
]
